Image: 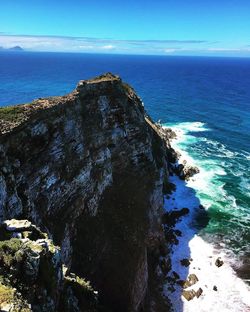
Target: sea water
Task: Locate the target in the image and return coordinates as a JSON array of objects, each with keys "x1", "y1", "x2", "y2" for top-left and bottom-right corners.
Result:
[
  {"x1": 0, "y1": 51, "x2": 250, "y2": 310},
  {"x1": 163, "y1": 122, "x2": 250, "y2": 311}
]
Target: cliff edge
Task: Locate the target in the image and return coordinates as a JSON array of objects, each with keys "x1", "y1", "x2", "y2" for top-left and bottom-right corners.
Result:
[{"x1": 0, "y1": 73, "x2": 173, "y2": 311}]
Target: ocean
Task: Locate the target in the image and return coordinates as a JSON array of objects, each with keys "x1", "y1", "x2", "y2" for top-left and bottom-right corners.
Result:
[{"x1": 0, "y1": 51, "x2": 250, "y2": 310}]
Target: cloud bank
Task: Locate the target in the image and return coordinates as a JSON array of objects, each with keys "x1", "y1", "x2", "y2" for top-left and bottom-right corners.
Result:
[{"x1": 0, "y1": 33, "x2": 249, "y2": 56}]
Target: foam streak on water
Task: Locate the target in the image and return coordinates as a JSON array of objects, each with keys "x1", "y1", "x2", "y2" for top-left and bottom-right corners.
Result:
[{"x1": 163, "y1": 121, "x2": 250, "y2": 312}]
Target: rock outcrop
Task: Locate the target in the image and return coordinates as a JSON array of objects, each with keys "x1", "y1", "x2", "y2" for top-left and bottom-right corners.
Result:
[
  {"x1": 173, "y1": 163, "x2": 199, "y2": 180},
  {"x1": 0, "y1": 219, "x2": 98, "y2": 311},
  {"x1": 0, "y1": 73, "x2": 172, "y2": 311}
]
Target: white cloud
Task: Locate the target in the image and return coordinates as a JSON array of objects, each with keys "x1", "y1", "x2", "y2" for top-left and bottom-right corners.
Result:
[
  {"x1": 0, "y1": 34, "x2": 208, "y2": 54},
  {"x1": 1, "y1": 34, "x2": 250, "y2": 56},
  {"x1": 78, "y1": 45, "x2": 95, "y2": 49},
  {"x1": 206, "y1": 48, "x2": 250, "y2": 53},
  {"x1": 164, "y1": 48, "x2": 178, "y2": 53},
  {"x1": 101, "y1": 45, "x2": 115, "y2": 50}
]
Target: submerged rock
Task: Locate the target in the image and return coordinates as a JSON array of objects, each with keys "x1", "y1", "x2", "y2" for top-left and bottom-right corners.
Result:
[
  {"x1": 180, "y1": 258, "x2": 191, "y2": 267},
  {"x1": 162, "y1": 208, "x2": 190, "y2": 227}
]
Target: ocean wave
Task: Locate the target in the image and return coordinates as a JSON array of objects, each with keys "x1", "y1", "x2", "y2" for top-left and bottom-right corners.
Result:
[
  {"x1": 165, "y1": 121, "x2": 210, "y2": 133},
  {"x1": 163, "y1": 121, "x2": 250, "y2": 311},
  {"x1": 164, "y1": 175, "x2": 250, "y2": 312},
  {"x1": 239, "y1": 177, "x2": 250, "y2": 197}
]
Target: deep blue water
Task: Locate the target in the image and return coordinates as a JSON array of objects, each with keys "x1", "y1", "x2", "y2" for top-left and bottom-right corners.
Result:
[
  {"x1": 0, "y1": 51, "x2": 250, "y2": 271},
  {"x1": 1, "y1": 52, "x2": 250, "y2": 153}
]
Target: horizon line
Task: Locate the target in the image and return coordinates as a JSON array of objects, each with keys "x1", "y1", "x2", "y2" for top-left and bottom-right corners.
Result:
[{"x1": 1, "y1": 49, "x2": 250, "y2": 59}]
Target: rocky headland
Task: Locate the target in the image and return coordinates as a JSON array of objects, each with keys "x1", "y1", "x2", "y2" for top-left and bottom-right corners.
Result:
[{"x1": 0, "y1": 73, "x2": 199, "y2": 311}]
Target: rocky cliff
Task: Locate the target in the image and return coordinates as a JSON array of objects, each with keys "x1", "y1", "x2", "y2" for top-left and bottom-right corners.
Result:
[
  {"x1": 0, "y1": 73, "x2": 173, "y2": 311},
  {"x1": 0, "y1": 219, "x2": 98, "y2": 311}
]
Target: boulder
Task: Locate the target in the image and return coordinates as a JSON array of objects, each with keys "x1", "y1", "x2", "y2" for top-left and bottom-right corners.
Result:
[
  {"x1": 215, "y1": 257, "x2": 224, "y2": 267},
  {"x1": 182, "y1": 287, "x2": 203, "y2": 301},
  {"x1": 182, "y1": 289, "x2": 196, "y2": 301},
  {"x1": 180, "y1": 258, "x2": 191, "y2": 267},
  {"x1": 196, "y1": 288, "x2": 203, "y2": 298},
  {"x1": 174, "y1": 164, "x2": 200, "y2": 180},
  {"x1": 161, "y1": 128, "x2": 177, "y2": 140},
  {"x1": 183, "y1": 274, "x2": 199, "y2": 289},
  {"x1": 162, "y1": 208, "x2": 189, "y2": 227}
]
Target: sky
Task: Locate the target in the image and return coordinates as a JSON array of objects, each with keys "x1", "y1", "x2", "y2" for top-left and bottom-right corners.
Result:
[{"x1": 1, "y1": 0, "x2": 250, "y2": 56}]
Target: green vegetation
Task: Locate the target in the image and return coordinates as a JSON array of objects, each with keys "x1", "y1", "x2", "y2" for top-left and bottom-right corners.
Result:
[
  {"x1": 0, "y1": 105, "x2": 26, "y2": 123},
  {"x1": 88, "y1": 72, "x2": 119, "y2": 83},
  {"x1": 0, "y1": 283, "x2": 14, "y2": 305},
  {"x1": 65, "y1": 274, "x2": 94, "y2": 293},
  {"x1": 0, "y1": 282, "x2": 31, "y2": 312},
  {"x1": 0, "y1": 238, "x2": 23, "y2": 267},
  {"x1": 62, "y1": 274, "x2": 98, "y2": 310}
]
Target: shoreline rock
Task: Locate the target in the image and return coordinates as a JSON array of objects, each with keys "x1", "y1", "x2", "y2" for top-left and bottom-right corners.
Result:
[
  {"x1": 215, "y1": 257, "x2": 224, "y2": 268},
  {"x1": 173, "y1": 163, "x2": 200, "y2": 180}
]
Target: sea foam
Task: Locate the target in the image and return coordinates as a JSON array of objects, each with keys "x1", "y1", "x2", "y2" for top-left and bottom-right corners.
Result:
[{"x1": 162, "y1": 121, "x2": 250, "y2": 311}]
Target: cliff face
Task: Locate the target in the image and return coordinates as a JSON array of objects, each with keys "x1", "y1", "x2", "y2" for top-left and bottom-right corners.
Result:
[
  {"x1": 0, "y1": 73, "x2": 171, "y2": 311},
  {"x1": 0, "y1": 219, "x2": 98, "y2": 311}
]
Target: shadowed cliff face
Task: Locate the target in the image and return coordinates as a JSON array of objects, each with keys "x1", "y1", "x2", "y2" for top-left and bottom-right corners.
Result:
[{"x1": 0, "y1": 73, "x2": 170, "y2": 311}]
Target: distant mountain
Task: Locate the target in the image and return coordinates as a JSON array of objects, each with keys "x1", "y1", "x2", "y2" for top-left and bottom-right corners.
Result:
[{"x1": 8, "y1": 46, "x2": 24, "y2": 51}]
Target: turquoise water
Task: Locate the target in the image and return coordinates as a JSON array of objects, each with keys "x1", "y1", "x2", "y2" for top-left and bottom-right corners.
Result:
[
  {"x1": 0, "y1": 51, "x2": 250, "y2": 276},
  {"x1": 166, "y1": 122, "x2": 250, "y2": 260}
]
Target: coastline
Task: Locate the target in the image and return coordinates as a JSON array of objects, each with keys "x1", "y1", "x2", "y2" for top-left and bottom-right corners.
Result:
[{"x1": 161, "y1": 123, "x2": 250, "y2": 311}]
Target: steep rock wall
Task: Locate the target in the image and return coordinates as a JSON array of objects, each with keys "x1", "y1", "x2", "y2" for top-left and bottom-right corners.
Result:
[{"x1": 0, "y1": 73, "x2": 170, "y2": 311}]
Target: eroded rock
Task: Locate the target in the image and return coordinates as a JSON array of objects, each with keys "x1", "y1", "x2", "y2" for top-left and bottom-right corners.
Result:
[{"x1": 0, "y1": 219, "x2": 98, "y2": 311}]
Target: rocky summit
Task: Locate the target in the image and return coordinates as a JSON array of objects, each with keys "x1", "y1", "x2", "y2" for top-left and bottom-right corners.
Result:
[{"x1": 0, "y1": 73, "x2": 177, "y2": 311}]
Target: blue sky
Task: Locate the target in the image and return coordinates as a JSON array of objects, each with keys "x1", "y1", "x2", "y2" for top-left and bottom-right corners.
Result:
[{"x1": 1, "y1": 0, "x2": 250, "y2": 56}]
